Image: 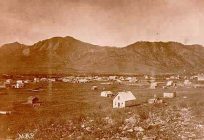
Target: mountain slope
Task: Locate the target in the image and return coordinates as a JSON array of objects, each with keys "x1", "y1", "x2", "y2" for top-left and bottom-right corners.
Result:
[{"x1": 0, "y1": 37, "x2": 204, "y2": 75}]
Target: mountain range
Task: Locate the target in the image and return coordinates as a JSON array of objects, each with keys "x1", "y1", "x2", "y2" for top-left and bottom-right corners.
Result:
[{"x1": 0, "y1": 36, "x2": 204, "y2": 75}]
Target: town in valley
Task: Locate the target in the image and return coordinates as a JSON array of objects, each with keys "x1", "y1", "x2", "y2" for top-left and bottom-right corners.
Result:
[{"x1": 0, "y1": 73, "x2": 204, "y2": 139}]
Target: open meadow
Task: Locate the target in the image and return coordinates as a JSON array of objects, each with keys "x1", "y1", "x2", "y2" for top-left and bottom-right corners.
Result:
[{"x1": 0, "y1": 78, "x2": 204, "y2": 139}]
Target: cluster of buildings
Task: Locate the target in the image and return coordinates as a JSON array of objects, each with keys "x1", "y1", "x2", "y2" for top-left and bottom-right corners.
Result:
[
  {"x1": 97, "y1": 73, "x2": 204, "y2": 109},
  {"x1": 149, "y1": 73, "x2": 204, "y2": 89},
  {"x1": 100, "y1": 90, "x2": 177, "y2": 109},
  {"x1": 0, "y1": 77, "x2": 59, "y2": 89},
  {"x1": 0, "y1": 79, "x2": 25, "y2": 89},
  {"x1": 59, "y1": 75, "x2": 138, "y2": 84},
  {"x1": 0, "y1": 73, "x2": 203, "y2": 89}
]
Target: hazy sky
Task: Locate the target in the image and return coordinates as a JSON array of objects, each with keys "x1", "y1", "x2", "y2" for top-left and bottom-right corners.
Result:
[{"x1": 0, "y1": 0, "x2": 204, "y2": 47}]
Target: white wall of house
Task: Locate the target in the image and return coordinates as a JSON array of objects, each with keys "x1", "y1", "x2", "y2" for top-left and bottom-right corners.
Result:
[
  {"x1": 113, "y1": 98, "x2": 125, "y2": 108},
  {"x1": 15, "y1": 80, "x2": 24, "y2": 88},
  {"x1": 16, "y1": 83, "x2": 24, "y2": 88}
]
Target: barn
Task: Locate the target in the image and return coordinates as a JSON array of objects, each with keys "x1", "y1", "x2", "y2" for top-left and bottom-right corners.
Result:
[
  {"x1": 113, "y1": 91, "x2": 136, "y2": 108},
  {"x1": 100, "y1": 91, "x2": 113, "y2": 97}
]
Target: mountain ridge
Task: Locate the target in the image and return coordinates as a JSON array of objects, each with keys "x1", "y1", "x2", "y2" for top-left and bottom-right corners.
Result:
[{"x1": 0, "y1": 36, "x2": 204, "y2": 75}]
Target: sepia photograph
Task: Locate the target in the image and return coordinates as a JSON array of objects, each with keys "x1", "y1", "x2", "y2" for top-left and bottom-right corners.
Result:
[{"x1": 0, "y1": 0, "x2": 204, "y2": 139}]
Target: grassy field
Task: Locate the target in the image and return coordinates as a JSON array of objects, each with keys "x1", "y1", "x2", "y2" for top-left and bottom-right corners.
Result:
[{"x1": 0, "y1": 81, "x2": 204, "y2": 139}]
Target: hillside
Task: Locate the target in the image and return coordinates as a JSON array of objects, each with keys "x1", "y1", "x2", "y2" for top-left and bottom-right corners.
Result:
[{"x1": 0, "y1": 37, "x2": 204, "y2": 75}]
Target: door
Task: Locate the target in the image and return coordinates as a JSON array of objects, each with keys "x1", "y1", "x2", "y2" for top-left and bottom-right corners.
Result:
[{"x1": 118, "y1": 102, "x2": 120, "y2": 107}]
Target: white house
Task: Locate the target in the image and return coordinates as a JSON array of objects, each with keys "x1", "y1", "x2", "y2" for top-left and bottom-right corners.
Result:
[
  {"x1": 101, "y1": 91, "x2": 113, "y2": 97},
  {"x1": 113, "y1": 91, "x2": 136, "y2": 108},
  {"x1": 119, "y1": 76, "x2": 125, "y2": 81},
  {"x1": 198, "y1": 74, "x2": 204, "y2": 81},
  {"x1": 24, "y1": 80, "x2": 31, "y2": 84},
  {"x1": 40, "y1": 78, "x2": 48, "y2": 82},
  {"x1": 116, "y1": 79, "x2": 122, "y2": 84},
  {"x1": 150, "y1": 82, "x2": 158, "y2": 89},
  {"x1": 166, "y1": 81, "x2": 173, "y2": 87},
  {"x1": 125, "y1": 77, "x2": 132, "y2": 81},
  {"x1": 144, "y1": 75, "x2": 149, "y2": 79},
  {"x1": 128, "y1": 77, "x2": 138, "y2": 83},
  {"x1": 34, "y1": 78, "x2": 40, "y2": 83},
  {"x1": 5, "y1": 79, "x2": 12, "y2": 84},
  {"x1": 0, "y1": 82, "x2": 6, "y2": 89},
  {"x1": 163, "y1": 92, "x2": 176, "y2": 98},
  {"x1": 100, "y1": 82, "x2": 112, "y2": 85},
  {"x1": 184, "y1": 80, "x2": 192, "y2": 86},
  {"x1": 14, "y1": 80, "x2": 24, "y2": 88},
  {"x1": 48, "y1": 78, "x2": 56, "y2": 82},
  {"x1": 61, "y1": 77, "x2": 73, "y2": 83},
  {"x1": 109, "y1": 76, "x2": 117, "y2": 80},
  {"x1": 78, "y1": 79, "x2": 89, "y2": 83}
]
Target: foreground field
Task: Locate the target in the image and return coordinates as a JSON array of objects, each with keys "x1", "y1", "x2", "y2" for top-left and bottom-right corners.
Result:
[{"x1": 0, "y1": 82, "x2": 204, "y2": 139}]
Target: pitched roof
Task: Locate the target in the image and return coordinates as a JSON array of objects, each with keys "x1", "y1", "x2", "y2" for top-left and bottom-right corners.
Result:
[{"x1": 114, "y1": 91, "x2": 136, "y2": 101}]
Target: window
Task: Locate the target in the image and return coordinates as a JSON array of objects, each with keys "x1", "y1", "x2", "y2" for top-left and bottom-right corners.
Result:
[{"x1": 118, "y1": 96, "x2": 120, "y2": 100}]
